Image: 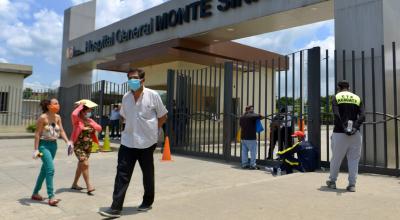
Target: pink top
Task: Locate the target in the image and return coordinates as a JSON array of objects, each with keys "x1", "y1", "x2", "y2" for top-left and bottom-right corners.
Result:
[{"x1": 70, "y1": 104, "x2": 102, "y2": 144}]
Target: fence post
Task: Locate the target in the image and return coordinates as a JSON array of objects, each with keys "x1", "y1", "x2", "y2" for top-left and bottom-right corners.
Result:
[
  {"x1": 166, "y1": 69, "x2": 175, "y2": 148},
  {"x1": 307, "y1": 47, "x2": 321, "y2": 166},
  {"x1": 98, "y1": 80, "x2": 105, "y2": 121},
  {"x1": 223, "y1": 62, "x2": 234, "y2": 161}
]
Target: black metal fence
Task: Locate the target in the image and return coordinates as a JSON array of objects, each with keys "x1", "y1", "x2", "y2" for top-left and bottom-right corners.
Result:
[
  {"x1": 167, "y1": 67, "x2": 225, "y2": 158},
  {"x1": 320, "y1": 42, "x2": 400, "y2": 175},
  {"x1": 167, "y1": 44, "x2": 400, "y2": 176},
  {"x1": 166, "y1": 49, "x2": 319, "y2": 165},
  {"x1": 59, "y1": 80, "x2": 128, "y2": 135},
  {"x1": 59, "y1": 80, "x2": 167, "y2": 136},
  {"x1": 0, "y1": 81, "x2": 126, "y2": 133},
  {"x1": 0, "y1": 86, "x2": 57, "y2": 127}
]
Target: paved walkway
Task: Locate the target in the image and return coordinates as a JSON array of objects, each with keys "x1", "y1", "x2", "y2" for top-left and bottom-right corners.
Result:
[
  {"x1": 0, "y1": 139, "x2": 399, "y2": 220},
  {"x1": 0, "y1": 132, "x2": 34, "y2": 139}
]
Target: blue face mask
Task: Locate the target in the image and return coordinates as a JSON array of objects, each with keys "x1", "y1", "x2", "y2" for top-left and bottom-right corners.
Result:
[
  {"x1": 85, "y1": 112, "x2": 92, "y2": 118},
  {"x1": 128, "y1": 79, "x2": 142, "y2": 91}
]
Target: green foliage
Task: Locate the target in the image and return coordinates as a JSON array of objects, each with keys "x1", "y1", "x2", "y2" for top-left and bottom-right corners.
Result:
[
  {"x1": 26, "y1": 123, "x2": 36, "y2": 133},
  {"x1": 275, "y1": 96, "x2": 335, "y2": 125},
  {"x1": 23, "y1": 88, "x2": 33, "y2": 99}
]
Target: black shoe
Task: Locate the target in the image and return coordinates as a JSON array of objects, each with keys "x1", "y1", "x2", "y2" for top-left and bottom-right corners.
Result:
[
  {"x1": 326, "y1": 180, "x2": 337, "y2": 189},
  {"x1": 137, "y1": 204, "x2": 152, "y2": 211},
  {"x1": 241, "y1": 165, "x2": 250, "y2": 169},
  {"x1": 346, "y1": 185, "x2": 356, "y2": 192},
  {"x1": 249, "y1": 166, "x2": 260, "y2": 170},
  {"x1": 99, "y1": 208, "x2": 121, "y2": 218}
]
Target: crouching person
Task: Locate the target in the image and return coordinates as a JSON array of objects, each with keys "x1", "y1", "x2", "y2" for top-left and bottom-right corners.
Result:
[{"x1": 266, "y1": 131, "x2": 318, "y2": 175}]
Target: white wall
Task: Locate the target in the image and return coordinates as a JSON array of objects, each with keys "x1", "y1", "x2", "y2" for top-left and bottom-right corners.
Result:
[{"x1": 0, "y1": 72, "x2": 25, "y2": 126}]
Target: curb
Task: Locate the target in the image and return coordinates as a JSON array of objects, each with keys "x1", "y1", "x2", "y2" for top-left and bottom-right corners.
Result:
[
  {"x1": 98, "y1": 141, "x2": 163, "y2": 153},
  {"x1": 0, "y1": 135, "x2": 34, "y2": 140}
]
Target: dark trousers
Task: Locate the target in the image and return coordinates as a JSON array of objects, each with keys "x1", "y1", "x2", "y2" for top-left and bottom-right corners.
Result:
[
  {"x1": 110, "y1": 120, "x2": 120, "y2": 138},
  {"x1": 111, "y1": 144, "x2": 156, "y2": 211},
  {"x1": 268, "y1": 128, "x2": 282, "y2": 159},
  {"x1": 280, "y1": 126, "x2": 293, "y2": 149},
  {"x1": 278, "y1": 158, "x2": 304, "y2": 174}
]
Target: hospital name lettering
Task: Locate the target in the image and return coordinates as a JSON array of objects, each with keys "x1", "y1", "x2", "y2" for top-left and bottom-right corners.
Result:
[{"x1": 83, "y1": 0, "x2": 259, "y2": 54}]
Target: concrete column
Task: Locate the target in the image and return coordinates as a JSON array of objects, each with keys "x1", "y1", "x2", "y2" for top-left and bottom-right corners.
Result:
[
  {"x1": 334, "y1": 0, "x2": 400, "y2": 167},
  {"x1": 60, "y1": 0, "x2": 96, "y2": 88},
  {"x1": 59, "y1": 1, "x2": 96, "y2": 134}
]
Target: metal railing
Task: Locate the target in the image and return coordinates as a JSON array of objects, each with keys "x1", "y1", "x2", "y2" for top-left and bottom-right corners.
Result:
[
  {"x1": 320, "y1": 42, "x2": 400, "y2": 175},
  {"x1": 0, "y1": 86, "x2": 57, "y2": 127},
  {"x1": 167, "y1": 43, "x2": 400, "y2": 176}
]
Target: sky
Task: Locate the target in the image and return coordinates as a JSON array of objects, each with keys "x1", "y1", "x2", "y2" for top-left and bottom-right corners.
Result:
[{"x1": 0, "y1": 0, "x2": 334, "y2": 91}]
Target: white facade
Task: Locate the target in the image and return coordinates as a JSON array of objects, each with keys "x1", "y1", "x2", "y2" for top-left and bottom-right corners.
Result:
[{"x1": 0, "y1": 63, "x2": 32, "y2": 129}]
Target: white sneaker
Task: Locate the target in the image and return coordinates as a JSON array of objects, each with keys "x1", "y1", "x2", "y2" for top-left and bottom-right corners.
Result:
[{"x1": 265, "y1": 167, "x2": 274, "y2": 173}]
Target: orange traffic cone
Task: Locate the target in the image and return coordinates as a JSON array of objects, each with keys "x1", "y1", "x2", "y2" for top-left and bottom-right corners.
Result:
[
  {"x1": 161, "y1": 136, "x2": 172, "y2": 161},
  {"x1": 298, "y1": 119, "x2": 306, "y2": 132}
]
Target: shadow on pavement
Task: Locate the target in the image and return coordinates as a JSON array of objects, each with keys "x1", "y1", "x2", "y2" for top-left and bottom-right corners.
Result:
[
  {"x1": 318, "y1": 186, "x2": 348, "y2": 195},
  {"x1": 230, "y1": 164, "x2": 246, "y2": 170},
  {"x1": 55, "y1": 187, "x2": 86, "y2": 195},
  {"x1": 230, "y1": 164, "x2": 266, "y2": 171},
  {"x1": 18, "y1": 198, "x2": 47, "y2": 206},
  {"x1": 98, "y1": 206, "x2": 144, "y2": 219},
  {"x1": 122, "y1": 206, "x2": 147, "y2": 215}
]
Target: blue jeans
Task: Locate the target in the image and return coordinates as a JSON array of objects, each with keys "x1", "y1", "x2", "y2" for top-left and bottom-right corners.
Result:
[{"x1": 241, "y1": 140, "x2": 257, "y2": 167}]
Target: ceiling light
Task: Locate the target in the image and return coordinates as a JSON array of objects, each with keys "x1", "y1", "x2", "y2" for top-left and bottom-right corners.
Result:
[
  {"x1": 227, "y1": 28, "x2": 235, "y2": 32},
  {"x1": 213, "y1": 39, "x2": 220, "y2": 42}
]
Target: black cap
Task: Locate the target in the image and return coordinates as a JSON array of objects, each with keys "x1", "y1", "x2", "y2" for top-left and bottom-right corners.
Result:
[
  {"x1": 337, "y1": 80, "x2": 350, "y2": 90},
  {"x1": 245, "y1": 105, "x2": 254, "y2": 111}
]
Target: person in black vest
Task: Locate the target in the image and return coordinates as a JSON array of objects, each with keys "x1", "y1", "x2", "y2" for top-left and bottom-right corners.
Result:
[
  {"x1": 280, "y1": 107, "x2": 293, "y2": 150},
  {"x1": 267, "y1": 112, "x2": 284, "y2": 159},
  {"x1": 326, "y1": 80, "x2": 365, "y2": 192}
]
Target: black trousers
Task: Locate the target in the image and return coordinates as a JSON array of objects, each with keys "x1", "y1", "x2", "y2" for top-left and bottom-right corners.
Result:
[
  {"x1": 280, "y1": 126, "x2": 293, "y2": 149},
  {"x1": 111, "y1": 144, "x2": 156, "y2": 211},
  {"x1": 110, "y1": 120, "x2": 120, "y2": 137},
  {"x1": 279, "y1": 158, "x2": 304, "y2": 174},
  {"x1": 268, "y1": 128, "x2": 281, "y2": 159}
]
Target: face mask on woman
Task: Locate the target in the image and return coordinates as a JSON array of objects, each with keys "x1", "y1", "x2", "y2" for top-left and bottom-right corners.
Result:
[
  {"x1": 85, "y1": 112, "x2": 92, "y2": 118},
  {"x1": 48, "y1": 104, "x2": 60, "y2": 113},
  {"x1": 127, "y1": 79, "x2": 142, "y2": 91}
]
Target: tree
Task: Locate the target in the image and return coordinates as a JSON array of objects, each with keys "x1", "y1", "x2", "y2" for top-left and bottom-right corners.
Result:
[{"x1": 23, "y1": 88, "x2": 33, "y2": 99}]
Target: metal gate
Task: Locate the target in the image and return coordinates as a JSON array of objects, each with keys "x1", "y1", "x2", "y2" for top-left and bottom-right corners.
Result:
[
  {"x1": 320, "y1": 43, "x2": 400, "y2": 176},
  {"x1": 166, "y1": 45, "x2": 400, "y2": 176},
  {"x1": 166, "y1": 48, "x2": 320, "y2": 165},
  {"x1": 166, "y1": 67, "x2": 225, "y2": 159}
]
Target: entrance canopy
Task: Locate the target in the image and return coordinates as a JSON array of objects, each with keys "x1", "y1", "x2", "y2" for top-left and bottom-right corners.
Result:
[
  {"x1": 63, "y1": 0, "x2": 333, "y2": 72},
  {"x1": 96, "y1": 38, "x2": 284, "y2": 72}
]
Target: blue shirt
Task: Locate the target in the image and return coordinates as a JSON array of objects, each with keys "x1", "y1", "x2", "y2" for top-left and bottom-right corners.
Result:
[{"x1": 110, "y1": 109, "x2": 120, "y2": 120}]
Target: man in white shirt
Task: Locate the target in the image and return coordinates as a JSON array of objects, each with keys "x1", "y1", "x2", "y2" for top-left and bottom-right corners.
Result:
[{"x1": 100, "y1": 69, "x2": 168, "y2": 218}]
